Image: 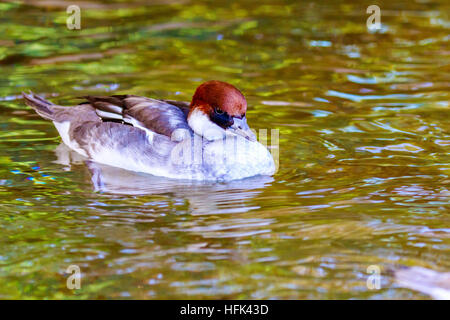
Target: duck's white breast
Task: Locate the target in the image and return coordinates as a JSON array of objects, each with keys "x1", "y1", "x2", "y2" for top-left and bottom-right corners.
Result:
[{"x1": 169, "y1": 135, "x2": 275, "y2": 180}]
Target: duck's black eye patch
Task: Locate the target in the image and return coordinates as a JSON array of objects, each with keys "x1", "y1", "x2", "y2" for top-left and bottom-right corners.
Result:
[{"x1": 211, "y1": 110, "x2": 234, "y2": 129}]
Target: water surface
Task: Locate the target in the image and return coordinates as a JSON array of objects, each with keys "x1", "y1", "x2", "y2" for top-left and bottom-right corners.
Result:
[{"x1": 0, "y1": 0, "x2": 449, "y2": 299}]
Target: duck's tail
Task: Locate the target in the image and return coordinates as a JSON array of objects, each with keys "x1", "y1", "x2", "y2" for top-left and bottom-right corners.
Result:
[{"x1": 22, "y1": 92, "x2": 57, "y2": 121}]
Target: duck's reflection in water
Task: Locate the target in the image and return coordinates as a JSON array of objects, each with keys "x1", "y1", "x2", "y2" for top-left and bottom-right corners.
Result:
[{"x1": 54, "y1": 143, "x2": 274, "y2": 215}]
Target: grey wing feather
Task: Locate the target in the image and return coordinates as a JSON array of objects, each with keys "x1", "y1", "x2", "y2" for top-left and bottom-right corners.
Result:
[
  {"x1": 162, "y1": 100, "x2": 191, "y2": 117},
  {"x1": 83, "y1": 95, "x2": 192, "y2": 141},
  {"x1": 70, "y1": 121, "x2": 177, "y2": 176},
  {"x1": 82, "y1": 95, "x2": 126, "y2": 122}
]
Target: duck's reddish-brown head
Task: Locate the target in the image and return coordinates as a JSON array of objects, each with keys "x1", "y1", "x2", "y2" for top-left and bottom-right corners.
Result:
[
  {"x1": 190, "y1": 80, "x2": 247, "y2": 119},
  {"x1": 188, "y1": 80, "x2": 256, "y2": 141}
]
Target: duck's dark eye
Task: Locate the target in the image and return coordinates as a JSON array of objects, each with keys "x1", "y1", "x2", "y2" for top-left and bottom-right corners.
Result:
[{"x1": 211, "y1": 107, "x2": 233, "y2": 129}]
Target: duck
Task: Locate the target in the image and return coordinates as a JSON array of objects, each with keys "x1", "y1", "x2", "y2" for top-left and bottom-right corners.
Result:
[{"x1": 23, "y1": 81, "x2": 275, "y2": 181}]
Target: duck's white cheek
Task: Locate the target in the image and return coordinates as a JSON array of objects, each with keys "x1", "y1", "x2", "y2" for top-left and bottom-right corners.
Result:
[{"x1": 187, "y1": 109, "x2": 226, "y2": 141}]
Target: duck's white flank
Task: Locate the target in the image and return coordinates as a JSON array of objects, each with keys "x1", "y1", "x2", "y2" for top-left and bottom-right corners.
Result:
[{"x1": 53, "y1": 121, "x2": 88, "y2": 157}]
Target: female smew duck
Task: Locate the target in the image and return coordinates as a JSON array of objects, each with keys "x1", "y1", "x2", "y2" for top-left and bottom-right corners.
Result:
[{"x1": 23, "y1": 81, "x2": 275, "y2": 181}]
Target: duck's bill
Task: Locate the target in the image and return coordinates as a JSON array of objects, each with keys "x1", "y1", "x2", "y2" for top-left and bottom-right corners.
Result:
[{"x1": 228, "y1": 116, "x2": 257, "y2": 141}]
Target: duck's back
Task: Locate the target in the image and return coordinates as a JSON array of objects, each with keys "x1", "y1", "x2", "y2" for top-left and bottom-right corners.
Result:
[{"x1": 81, "y1": 95, "x2": 192, "y2": 141}]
